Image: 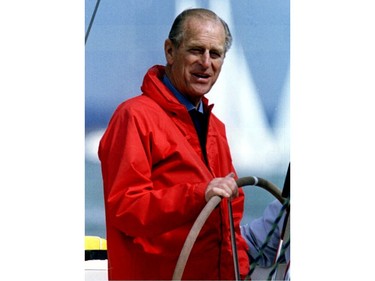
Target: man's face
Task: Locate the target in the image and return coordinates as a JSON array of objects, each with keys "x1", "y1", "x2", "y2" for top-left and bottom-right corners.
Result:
[{"x1": 165, "y1": 18, "x2": 226, "y2": 106}]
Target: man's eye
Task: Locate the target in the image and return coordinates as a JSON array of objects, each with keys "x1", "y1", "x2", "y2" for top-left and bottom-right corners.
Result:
[
  {"x1": 190, "y1": 48, "x2": 203, "y2": 54},
  {"x1": 210, "y1": 52, "x2": 221, "y2": 59}
]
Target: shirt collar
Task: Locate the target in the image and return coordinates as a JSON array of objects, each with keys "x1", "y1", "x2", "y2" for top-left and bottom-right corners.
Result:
[{"x1": 163, "y1": 74, "x2": 203, "y2": 113}]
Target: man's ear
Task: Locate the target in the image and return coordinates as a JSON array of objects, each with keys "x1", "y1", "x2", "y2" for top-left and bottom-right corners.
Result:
[{"x1": 164, "y1": 39, "x2": 175, "y2": 65}]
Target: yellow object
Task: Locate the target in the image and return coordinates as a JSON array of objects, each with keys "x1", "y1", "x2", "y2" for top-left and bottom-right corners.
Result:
[{"x1": 85, "y1": 236, "x2": 107, "y2": 250}]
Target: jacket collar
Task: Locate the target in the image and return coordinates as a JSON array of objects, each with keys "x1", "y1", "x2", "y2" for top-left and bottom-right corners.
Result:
[{"x1": 141, "y1": 65, "x2": 213, "y2": 115}]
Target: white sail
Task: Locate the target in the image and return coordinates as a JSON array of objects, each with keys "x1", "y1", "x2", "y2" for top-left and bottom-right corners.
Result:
[{"x1": 207, "y1": 0, "x2": 288, "y2": 174}]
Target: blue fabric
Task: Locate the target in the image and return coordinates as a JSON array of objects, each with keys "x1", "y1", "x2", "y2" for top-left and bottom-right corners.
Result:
[
  {"x1": 163, "y1": 74, "x2": 207, "y2": 161},
  {"x1": 162, "y1": 75, "x2": 203, "y2": 113},
  {"x1": 240, "y1": 200, "x2": 288, "y2": 267}
]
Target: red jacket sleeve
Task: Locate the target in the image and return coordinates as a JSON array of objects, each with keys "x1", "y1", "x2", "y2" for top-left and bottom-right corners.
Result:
[{"x1": 99, "y1": 103, "x2": 209, "y2": 238}]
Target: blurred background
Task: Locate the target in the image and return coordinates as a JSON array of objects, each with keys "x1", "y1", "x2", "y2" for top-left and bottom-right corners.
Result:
[{"x1": 85, "y1": 0, "x2": 290, "y2": 238}]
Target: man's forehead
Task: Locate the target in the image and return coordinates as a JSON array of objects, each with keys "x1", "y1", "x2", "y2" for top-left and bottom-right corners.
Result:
[
  {"x1": 184, "y1": 16, "x2": 224, "y2": 33},
  {"x1": 183, "y1": 18, "x2": 226, "y2": 47}
]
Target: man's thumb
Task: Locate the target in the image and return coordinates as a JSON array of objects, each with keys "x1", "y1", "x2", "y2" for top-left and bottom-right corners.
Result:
[{"x1": 225, "y1": 172, "x2": 235, "y2": 178}]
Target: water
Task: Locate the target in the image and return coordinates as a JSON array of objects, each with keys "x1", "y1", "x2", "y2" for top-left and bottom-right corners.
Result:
[
  {"x1": 85, "y1": 160, "x2": 106, "y2": 238},
  {"x1": 85, "y1": 161, "x2": 287, "y2": 238}
]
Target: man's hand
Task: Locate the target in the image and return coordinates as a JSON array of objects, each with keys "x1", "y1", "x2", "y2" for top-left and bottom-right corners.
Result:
[{"x1": 205, "y1": 172, "x2": 239, "y2": 202}]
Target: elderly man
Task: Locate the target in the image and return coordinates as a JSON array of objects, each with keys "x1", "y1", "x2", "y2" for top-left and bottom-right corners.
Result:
[{"x1": 99, "y1": 8, "x2": 249, "y2": 280}]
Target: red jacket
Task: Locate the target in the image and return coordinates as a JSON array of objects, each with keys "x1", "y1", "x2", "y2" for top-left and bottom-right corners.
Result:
[{"x1": 99, "y1": 65, "x2": 250, "y2": 280}]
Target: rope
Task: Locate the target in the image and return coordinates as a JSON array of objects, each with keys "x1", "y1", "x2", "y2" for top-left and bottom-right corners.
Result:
[
  {"x1": 248, "y1": 197, "x2": 290, "y2": 277},
  {"x1": 172, "y1": 196, "x2": 221, "y2": 280},
  {"x1": 267, "y1": 202, "x2": 290, "y2": 280},
  {"x1": 172, "y1": 176, "x2": 285, "y2": 280},
  {"x1": 85, "y1": 0, "x2": 102, "y2": 44},
  {"x1": 266, "y1": 237, "x2": 290, "y2": 280}
]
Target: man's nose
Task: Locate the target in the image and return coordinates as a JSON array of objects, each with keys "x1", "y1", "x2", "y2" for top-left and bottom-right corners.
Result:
[{"x1": 200, "y1": 51, "x2": 211, "y2": 67}]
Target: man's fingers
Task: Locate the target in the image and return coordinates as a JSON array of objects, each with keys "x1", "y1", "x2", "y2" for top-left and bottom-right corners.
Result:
[
  {"x1": 213, "y1": 187, "x2": 230, "y2": 198},
  {"x1": 205, "y1": 173, "x2": 239, "y2": 202},
  {"x1": 225, "y1": 172, "x2": 238, "y2": 197}
]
